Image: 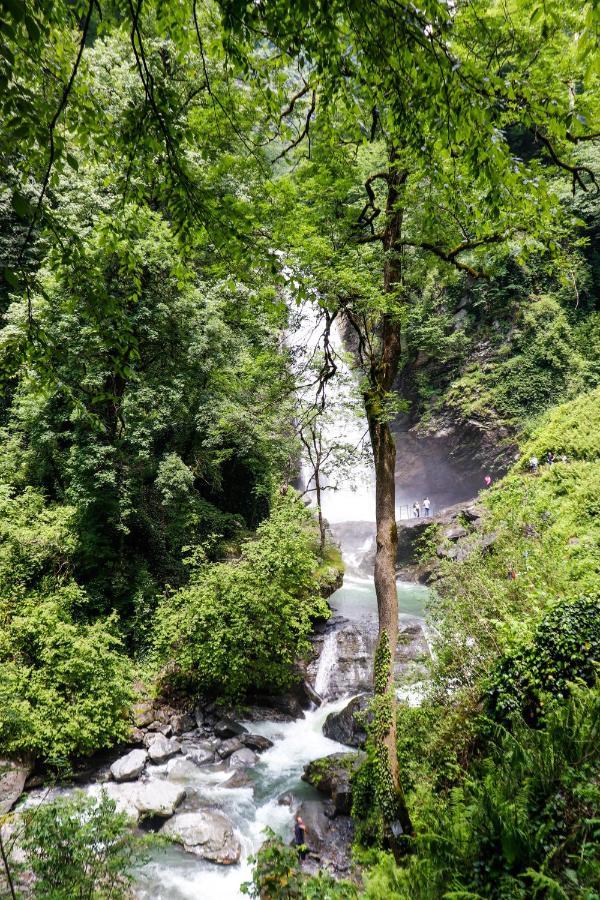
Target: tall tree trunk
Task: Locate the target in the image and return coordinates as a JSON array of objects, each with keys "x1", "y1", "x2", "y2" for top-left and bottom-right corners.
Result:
[{"x1": 364, "y1": 157, "x2": 413, "y2": 851}]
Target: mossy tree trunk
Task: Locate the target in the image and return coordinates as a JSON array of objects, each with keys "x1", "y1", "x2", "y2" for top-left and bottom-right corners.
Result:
[{"x1": 363, "y1": 158, "x2": 413, "y2": 851}]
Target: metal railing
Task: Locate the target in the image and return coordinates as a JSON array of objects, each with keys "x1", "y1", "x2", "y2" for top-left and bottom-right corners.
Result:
[{"x1": 396, "y1": 503, "x2": 438, "y2": 522}]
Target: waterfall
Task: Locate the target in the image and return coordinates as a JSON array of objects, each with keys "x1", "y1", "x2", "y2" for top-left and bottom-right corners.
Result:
[{"x1": 314, "y1": 630, "x2": 338, "y2": 698}]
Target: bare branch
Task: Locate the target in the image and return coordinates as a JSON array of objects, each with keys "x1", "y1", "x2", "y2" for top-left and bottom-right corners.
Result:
[
  {"x1": 273, "y1": 90, "x2": 316, "y2": 162},
  {"x1": 279, "y1": 82, "x2": 310, "y2": 122}
]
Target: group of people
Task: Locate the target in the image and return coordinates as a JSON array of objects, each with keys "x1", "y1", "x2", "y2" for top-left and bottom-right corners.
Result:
[
  {"x1": 529, "y1": 451, "x2": 567, "y2": 473},
  {"x1": 412, "y1": 497, "x2": 431, "y2": 518}
]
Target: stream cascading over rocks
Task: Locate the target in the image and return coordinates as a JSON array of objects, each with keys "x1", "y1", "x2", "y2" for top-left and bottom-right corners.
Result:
[{"x1": 20, "y1": 304, "x2": 430, "y2": 899}]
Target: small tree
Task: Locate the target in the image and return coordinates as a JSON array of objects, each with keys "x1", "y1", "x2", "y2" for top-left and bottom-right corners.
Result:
[{"x1": 19, "y1": 791, "x2": 151, "y2": 899}]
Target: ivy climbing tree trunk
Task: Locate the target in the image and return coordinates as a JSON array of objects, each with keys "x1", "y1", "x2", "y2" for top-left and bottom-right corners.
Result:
[{"x1": 363, "y1": 157, "x2": 413, "y2": 851}]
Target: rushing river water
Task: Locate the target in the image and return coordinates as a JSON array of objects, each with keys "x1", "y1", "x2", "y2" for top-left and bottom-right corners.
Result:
[{"x1": 135, "y1": 305, "x2": 429, "y2": 898}]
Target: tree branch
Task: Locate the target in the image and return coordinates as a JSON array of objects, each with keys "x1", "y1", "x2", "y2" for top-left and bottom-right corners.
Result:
[
  {"x1": 273, "y1": 90, "x2": 316, "y2": 162},
  {"x1": 19, "y1": 0, "x2": 97, "y2": 265}
]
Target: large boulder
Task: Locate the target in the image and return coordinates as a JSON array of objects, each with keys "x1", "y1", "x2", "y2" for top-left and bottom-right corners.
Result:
[
  {"x1": 134, "y1": 781, "x2": 186, "y2": 818},
  {"x1": 302, "y1": 752, "x2": 365, "y2": 815},
  {"x1": 213, "y1": 718, "x2": 247, "y2": 739},
  {"x1": 132, "y1": 700, "x2": 155, "y2": 728},
  {"x1": 147, "y1": 735, "x2": 182, "y2": 764},
  {"x1": 295, "y1": 800, "x2": 355, "y2": 875},
  {"x1": 0, "y1": 758, "x2": 32, "y2": 814},
  {"x1": 161, "y1": 810, "x2": 241, "y2": 864},
  {"x1": 110, "y1": 749, "x2": 147, "y2": 783},
  {"x1": 216, "y1": 737, "x2": 244, "y2": 759},
  {"x1": 228, "y1": 748, "x2": 257, "y2": 770},
  {"x1": 323, "y1": 695, "x2": 372, "y2": 748},
  {"x1": 96, "y1": 783, "x2": 142, "y2": 822},
  {"x1": 98, "y1": 780, "x2": 186, "y2": 821},
  {"x1": 170, "y1": 713, "x2": 195, "y2": 735},
  {"x1": 166, "y1": 757, "x2": 200, "y2": 781},
  {"x1": 223, "y1": 770, "x2": 253, "y2": 789},
  {"x1": 241, "y1": 733, "x2": 273, "y2": 753},
  {"x1": 182, "y1": 745, "x2": 215, "y2": 767}
]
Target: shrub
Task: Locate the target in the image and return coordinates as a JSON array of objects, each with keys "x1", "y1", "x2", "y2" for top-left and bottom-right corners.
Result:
[
  {"x1": 0, "y1": 586, "x2": 134, "y2": 760},
  {"x1": 486, "y1": 594, "x2": 600, "y2": 724},
  {"x1": 18, "y1": 791, "x2": 151, "y2": 898},
  {"x1": 153, "y1": 490, "x2": 330, "y2": 700},
  {"x1": 363, "y1": 684, "x2": 600, "y2": 899}
]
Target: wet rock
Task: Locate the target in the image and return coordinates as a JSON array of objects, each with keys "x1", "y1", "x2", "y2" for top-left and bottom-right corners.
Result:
[
  {"x1": 277, "y1": 792, "x2": 294, "y2": 806},
  {"x1": 462, "y1": 505, "x2": 483, "y2": 522},
  {"x1": 0, "y1": 758, "x2": 33, "y2": 814},
  {"x1": 147, "y1": 735, "x2": 182, "y2": 764},
  {"x1": 216, "y1": 737, "x2": 243, "y2": 759},
  {"x1": 323, "y1": 694, "x2": 372, "y2": 748},
  {"x1": 170, "y1": 713, "x2": 195, "y2": 735},
  {"x1": 166, "y1": 757, "x2": 200, "y2": 781},
  {"x1": 228, "y1": 748, "x2": 257, "y2": 770},
  {"x1": 443, "y1": 525, "x2": 468, "y2": 541},
  {"x1": 161, "y1": 810, "x2": 241, "y2": 864},
  {"x1": 182, "y1": 745, "x2": 215, "y2": 767},
  {"x1": 241, "y1": 734, "x2": 273, "y2": 753},
  {"x1": 295, "y1": 800, "x2": 354, "y2": 874},
  {"x1": 135, "y1": 782, "x2": 186, "y2": 818},
  {"x1": 307, "y1": 616, "x2": 430, "y2": 699},
  {"x1": 98, "y1": 783, "x2": 143, "y2": 822},
  {"x1": 302, "y1": 752, "x2": 365, "y2": 815},
  {"x1": 223, "y1": 770, "x2": 253, "y2": 789},
  {"x1": 110, "y1": 749, "x2": 147, "y2": 783},
  {"x1": 214, "y1": 718, "x2": 248, "y2": 739}
]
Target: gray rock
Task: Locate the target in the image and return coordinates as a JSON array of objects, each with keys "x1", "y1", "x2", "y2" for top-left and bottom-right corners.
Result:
[
  {"x1": 183, "y1": 746, "x2": 215, "y2": 767},
  {"x1": 443, "y1": 525, "x2": 468, "y2": 541},
  {"x1": 147, "y1": 735, "x2": 182, "y2": 764},
  {"x1": 302, "y1": 752, "x2": 365, "y2": 815},
  {"x1": 223, "y1": 770, "x2": 253, "y2": 789},
  {"x1": 295, "y1": 800, "x2": 354, "y2": 873},
  {"x1": 132, "y1": 701, "x2": 155, "y2": 728},
  {"x1": 166, "y1": 757, "x2": 200, "y2": 781},
  {"x1": 171, "y1": 713, "x2": 195, "y2": 735},
  {"x1": 135, "y1": 781, "x2": 186, "y2": 818},
  {"x1": 0, "y1": 758, "x2": 32, "y2": 814},
  {"x1": 161, "y1": 810, "x2": 241, "y2": 864},
  {"x1": 481, "y1": 530, "x2": 500, "y2": 552},
  {"x1": 323, "y1": 695, "x2": 372, "y2": 748},
  {"x1": 241, "y1": 733, "x2": 273, "y2": 753},
  {"x1": 147, "y1": 720, "x2": 172, "y2": 736},
  {"x1": 228, "y1": 748, "x2": 257, "y2": 769},
  {"x1": 277, "y1": 792, "x2": 294, "y2": 806},
  {"x1": 213, "y1": 718, "x2": 248, "y2": 739},
  {"x1": 98, "y1": 783, "x2": 142, "y2": 822},
  {"x1": 216, "y1": 737, "x2": 243, "y2": 759},
  {"x1": 110, "y1": 749, "x2": 147, "y2": 783}
]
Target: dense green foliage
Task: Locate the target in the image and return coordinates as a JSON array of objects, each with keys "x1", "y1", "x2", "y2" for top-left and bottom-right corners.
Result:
[
  {"x1": 1, "y1": 0, "x2": 599, "y2": 896},
  {"x1": 153, "y1": 490, "x2": 330, "y2": 700},
  {"x1": 242, "y1": 829, "x2": 357, "y2": 899},
  {"x1": 487, "y1": 594, "x2": 600, "y2": 724},
  {"x1": 17, "y1": 792, "x2": 151, "y2": 898},
  {"x1": 348, "y1": 390, "x2": 600, "y2": 896},
  {"x1": 0, "y1": 488, "x2": 133, "y2": 760}
]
